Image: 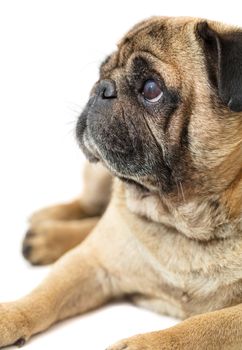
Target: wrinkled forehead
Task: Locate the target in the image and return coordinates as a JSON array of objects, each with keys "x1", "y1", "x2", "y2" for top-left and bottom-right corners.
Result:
[{"x1": 100, "y1": 17, "x2": 199, "y2": 76}]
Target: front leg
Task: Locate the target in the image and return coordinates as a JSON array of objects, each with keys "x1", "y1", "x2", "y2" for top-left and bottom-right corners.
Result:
[
  {"x1": 0, "y1": 182, "x2": 139, "y2": 348},
  {"x1": 108, "y1": 304, "x2": 242, "y2": 350},
  {"x1": 0, "y1": 237, "x2": 116, "y2": 348}
]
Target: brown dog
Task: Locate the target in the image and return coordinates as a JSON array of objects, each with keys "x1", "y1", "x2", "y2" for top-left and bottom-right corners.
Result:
[{"x1": 1, "y1": 16, "x2": 242, "y2": 349}]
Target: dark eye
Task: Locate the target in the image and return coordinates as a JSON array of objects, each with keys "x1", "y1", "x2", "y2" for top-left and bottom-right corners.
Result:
[{"x1": 142, "y1": 79, "x2": 163, "y2": 102}]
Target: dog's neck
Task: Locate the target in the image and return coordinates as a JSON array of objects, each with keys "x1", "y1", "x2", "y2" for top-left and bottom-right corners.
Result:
[{"x1": 124, "y1": 180, "x2": 242, "y2": 241}]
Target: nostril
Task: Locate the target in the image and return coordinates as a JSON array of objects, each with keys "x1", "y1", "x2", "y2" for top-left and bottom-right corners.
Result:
[
  {"x1": 103, "y1": 87, "x2": 116, "y2": 99},
  {"x1": 100, "y1": 79, "x2": 117, "y2": 99}
]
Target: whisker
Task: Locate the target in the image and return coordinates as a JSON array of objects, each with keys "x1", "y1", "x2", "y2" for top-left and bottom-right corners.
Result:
[
  {"x1": 78, "y1": 60, "x2": 102, "y2": 74},
  {"x1": 175, "y1": 178, "x2": 181, "y2": 200},
  {"x1": 68, "y1": 102, "x2": 85, "y2": 109},
  {"x1": 179, "y1": 181, "x2": 186, "y2": 202},
  {"x1": 68, "y1": 107, "x2": 82, "y2": 115}
]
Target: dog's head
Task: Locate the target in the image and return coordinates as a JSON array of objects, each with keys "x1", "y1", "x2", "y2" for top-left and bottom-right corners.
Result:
[{"x1": 76, "y1": 17, "x2": 242, "y2": 202}]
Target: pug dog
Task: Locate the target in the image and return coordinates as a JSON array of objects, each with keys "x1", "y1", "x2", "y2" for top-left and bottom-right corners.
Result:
[{"x1": 1, "y1": 16, "x2": 242, "y2": 350}]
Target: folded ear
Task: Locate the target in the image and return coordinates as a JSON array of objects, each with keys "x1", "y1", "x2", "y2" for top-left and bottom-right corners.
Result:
[{"x1": 197, "y1": 21, "x2": 242, "y2": 112}]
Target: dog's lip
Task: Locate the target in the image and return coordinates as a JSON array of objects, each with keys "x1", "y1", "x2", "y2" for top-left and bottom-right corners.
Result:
[
  {"x1": 82, "y1": 130, "x2": 152, "y2": 187},
  {"x1": 80, "y1": 124, "x2": 155, "y2": 192},
  {"x1": 118, "y1": 176, "x2": 151, "y2": 193},
  {"x1": 83, "y1": 133, "x2": 96, "y2": 155},
  {"x1": 80, "y1": 131, "x2": 100, "y2": 163},
  {"x1": 82, "y1": 134, "x2": 155, "y2": 193},
  {"x1": 82, "y1": 132, "x2": 133, "y2": 177}
]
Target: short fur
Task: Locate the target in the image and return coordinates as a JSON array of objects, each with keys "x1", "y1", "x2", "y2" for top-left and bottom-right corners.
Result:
[{"x1": 2, "y1": 17, "x2": 242, "y2": 349}]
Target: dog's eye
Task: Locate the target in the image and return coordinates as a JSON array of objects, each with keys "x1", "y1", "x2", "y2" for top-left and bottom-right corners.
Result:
[{"x1": 142, "y1": 79, "x2": 163, "y2": 102}]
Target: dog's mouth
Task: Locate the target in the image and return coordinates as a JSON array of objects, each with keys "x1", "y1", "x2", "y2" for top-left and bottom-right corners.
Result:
[
  {"x1": 75, "y1": 101, "x2": 166, "y2": 194},
  {"x1": 82, "y1": 131, "x2": 100, "y2": 163},
  {"x1": 118, "y1": 176, "x2": 151, "y2": 194},
  {"x1": 75, "y1": 107, "x2": 101, "y2": 163},
  {"x1": 78, "y1": 125, "x2": 153, "y2": 192},
  {"x1": 76, "y1": 107, "x2": 133, "y2": 174}
]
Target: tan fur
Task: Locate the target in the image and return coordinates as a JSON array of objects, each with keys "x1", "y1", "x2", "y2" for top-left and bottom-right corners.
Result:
[{"x1": 1, "y1": 17, "x2": 242, "y2": 349}]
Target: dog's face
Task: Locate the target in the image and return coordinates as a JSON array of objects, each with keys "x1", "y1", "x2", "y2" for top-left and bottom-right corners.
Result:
[{"x1": 76, "y1": 17, "x2": 242, "y2": 201}]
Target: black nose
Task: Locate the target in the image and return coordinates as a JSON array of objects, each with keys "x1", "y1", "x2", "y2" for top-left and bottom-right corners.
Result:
[{"x1": 99, "y1": 79, "x2": 117, "y2": 99}]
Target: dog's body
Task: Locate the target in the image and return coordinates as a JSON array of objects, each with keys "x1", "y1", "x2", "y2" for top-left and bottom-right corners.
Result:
[{"x1": 2, "y1": 16, "x2": 242, "y2": 349}]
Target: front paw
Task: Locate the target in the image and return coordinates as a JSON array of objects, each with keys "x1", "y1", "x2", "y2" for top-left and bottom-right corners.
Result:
[
  {"x1": 106, "y1": 331, "x2": 178, "y2": 350},
  {"x1": 22, "y1": 221, "x2": 60, "y2": 265},
  {"x1": 0, "y1": 303, "x2": 31, "y2": 348}
]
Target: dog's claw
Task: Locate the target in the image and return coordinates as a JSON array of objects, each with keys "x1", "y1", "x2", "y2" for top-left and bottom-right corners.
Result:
[
  {"x1": 15, "y1": 338, "x2": 26, "y2": 348},
  {"x1": 22, "y1": 243, "x2": 32, "y2": 259}
]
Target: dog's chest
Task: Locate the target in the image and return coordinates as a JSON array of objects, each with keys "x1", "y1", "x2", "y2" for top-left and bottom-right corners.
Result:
[
  {"x1": 111, "y1": 184, "x2": 242, "y2": 318},
  {"x1": 130, "y1": 226, "x2": 242, "y2": 318}
]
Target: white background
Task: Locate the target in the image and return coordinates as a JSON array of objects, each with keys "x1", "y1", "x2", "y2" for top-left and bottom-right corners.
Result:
[{"x1": 0, "y1": 1, "x2": 241, "y2": 349}]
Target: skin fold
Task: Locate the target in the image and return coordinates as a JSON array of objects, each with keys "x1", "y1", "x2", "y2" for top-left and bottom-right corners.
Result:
[{"x1": 2, "y1": 16, "x2": 242, "y2": 349}]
